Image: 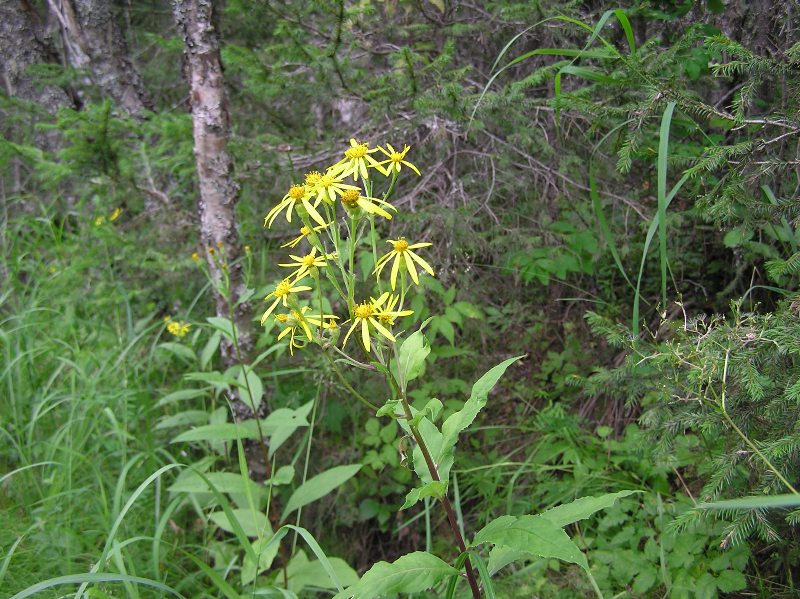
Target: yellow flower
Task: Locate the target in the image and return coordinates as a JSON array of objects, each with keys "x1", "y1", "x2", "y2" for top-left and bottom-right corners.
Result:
[
  {"x1": 281, "y1": 223, "x2": 331, "y2": 249},
  {"x1": 330, "y1": 138, "x2": 388, "y2": 181},
  {"x1": 312, "y1": 171, "x2": 360, "y2": 205},
  {"x1": 278, "y1": 247, "x2": 334, "y2": 280},
  {"x1": 377, "y1": 293, "x2": 406, "y2": 326},
  {"x1": 109, "y1": 207, "x2": 123, "y2": 222},
  {"x1": 264, "y1": 184, "x2": 328, "y2": 228},
  {"x1": 274, "y1": 307, "x2": 339, "y2": 355},
  {"x1": 167, "y1": 320, "x2": 191, "y2": 338},
  {"x1": 340, "y1": 189, "x2": 396, "y2": 220},
  {"x1": 94, "y1": 216, "x2": 106, "y2": 226},
  {"x1": 260, "y1": 274, "x2": 313, "y2": 325},
  {"x1": 376, "y1": 144, "x2": 421, "y2": 176},
  {"x1": 191, "y1": 252, "x2": 200, "y2": 261},
  {"x1": 374, "y1": 238, "x2": 435, "y2": 289},
  {"x1": 342, "y1": 292, "x2": 413, "y2": 352}
]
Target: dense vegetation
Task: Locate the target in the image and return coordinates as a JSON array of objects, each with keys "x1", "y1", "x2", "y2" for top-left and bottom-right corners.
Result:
[{"x1": 2, "y1": 1, "x2": 800, "y2": 597}]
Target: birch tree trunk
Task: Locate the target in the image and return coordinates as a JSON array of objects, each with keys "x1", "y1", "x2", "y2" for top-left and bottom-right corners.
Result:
[
  {"x1": 46, "y1": 0, "x2": 151, "y2": 116},
  {"x1": 172, "y1": 0, "x2": 254, "y2": 390}
]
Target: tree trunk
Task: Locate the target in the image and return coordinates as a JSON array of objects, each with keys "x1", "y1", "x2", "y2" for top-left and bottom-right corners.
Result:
[
  {"x1": 172, "y1": 0, "x2": 254, "y2": 400},
  {"x1": 0, "y1": 0, "x2": 73, "y2": 113},
  {"x1": 46, "y1": 0, "x2": 151, "y2": 116}
]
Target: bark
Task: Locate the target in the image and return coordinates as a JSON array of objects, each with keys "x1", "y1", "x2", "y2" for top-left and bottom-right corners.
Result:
[
  {"x1": 46, "y1": 0, "x2": 151, "y2": 116},
  {"x1": 0, "y1": 0, "x2": 72, "y2": 112},
  {"x1": 172, "y1": 0, "x2": 255, "y2": 405}
]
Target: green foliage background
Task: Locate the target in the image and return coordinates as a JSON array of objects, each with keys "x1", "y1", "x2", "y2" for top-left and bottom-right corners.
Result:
[{"x1": 2, "y1": 0, "x2": 800, "y2": 596}]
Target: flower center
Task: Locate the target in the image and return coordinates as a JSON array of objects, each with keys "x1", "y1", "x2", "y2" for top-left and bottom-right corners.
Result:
[
  {"x1": 390, "y1": 152, "x2": 403, "y2": 163},
  {"x1": 288, "y1": 185, "x2": 306, "y2": 200},
  {"x1": 305, "y1": 171, "x2": 322, "y2": 186},
  {"x1": 345, "y1": 144, "x2": 368, "y2": 159},
  {"x1": 354, "y1": 302, "x2": 374, "y2": 319},
  {"x1": 301, "y1": 254, "x2": 316, "y2": 267},
  {"x1": 341, "y1": 189, "x2": 360, "y2": 207},
  {"x1": 300, "y1": 226, "x2": 310, "y2": 236},
  {"x1": 275, "y1": 280, "x2": 292, "y2": 296},
  {"x1": 378, "y1": 313, "x2": 394, "y2": 325},
  {"x1": 319, "y1": 174, "x2": 335, "y2": 188},
  {"x1": 393, "y1": 239, "x2": 409, "y2": 252},
  {"x1": 275, "y1": 314, "x2": 289, "y2": 323}
]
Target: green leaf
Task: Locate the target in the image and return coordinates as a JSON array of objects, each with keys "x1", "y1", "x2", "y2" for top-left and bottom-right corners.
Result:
[
  {"x1": 209, "y1": 508, "x2": 270, "y2": 538},
  {"x1": 281, "y1": 464, "x2": 362, "y2": 521},
  {"x1": 207, "y1": 316, "x2": 236, "y2": 342},
  {"x1": 471, "y1": 514, "x2": 588, "y2": 571},
  {"x1": 170, "y1": 407, "x2": 309, "y2": 445},
  {"x1": 698, "y1": 494, "x2": 800, "y2": 510},
  {"x1": 394, "y1": 328, "x2": 430, "y2": 388},
  {"x1": 487, "y1": 545, "x2": 532, "y2": 575},
  {"x1": 237, "y1": 366, "x2": 263, "y2": 412},
  {"x1": 241, "y1": 535, "x2": 281, "y2": 586},
  {"x1": 201, "y1": 330, "x2": 221, "y2": 369},
  {"x1": 168, "y1": 472, "x2": 266, "y2": 504},
  {"x1": 286, "y1": 550, "x2": 359, "y2": 593},
  {"x1": 715, "y1": 569, "x2": 747, "y2": 593},
  {"x1": 156, "y1": 389, "x2": 208, "y2": 408},
  {"x1": 400, "y1": 481, "x2": 447, "y2": 510},
  {"x1": 9, "y1": 573, "x2": 185, "y2": 599},
  {"x1": 334, "y1": 551, "x2": 457, "y2": 599},
  {"x1": 539, "y1": 490, "x2": 641, "y2": 527},
  {"x1": 158, "y1": 342, "x2": 196, "y2": 362}
]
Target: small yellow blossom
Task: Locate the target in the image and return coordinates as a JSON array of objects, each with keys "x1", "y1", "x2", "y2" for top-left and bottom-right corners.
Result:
[
  {"x1": 109, "y1": 207, "x2": 123, "y2": 222},
  {"x1": 330, "y1": 138, "x2": 388, "y2": 181},
  {"x1": 244, "y1": 245, "x2": 251, "y2": 254},
  {"x1": 264, "y1": 184, "x2": 328, "y2": 228},
  {"x1": 278, "y1": 247, "x2": 334, "y2": 280},
  {"x1": 377, "y1": 293, "x2": 405, "y2": 326},
  {"x1": 342, "y1": 292, "x2": 413, "y2": 352},
  {"x1": 340, "y1": 189, "x2": 396, "y2": 220},
  {"x1": 191, "y1": 252, "x2": 200, "y2": 261},
  {"x1": 312, "y1": 171, "x2": 360, "y2": 205},
  {"x1": 281, "y1": 223, "x2": 331, "y2": 249},
  {"x1": 260, "y1": 274, "x2": 313, "y2": 325},
  {"x1": 376, "y1": 144, "x2": 421, "y2": 176},
  {"x1": 166, "y1": 320, "x2": 191, "y2": 338},
  {"x1": 94, "y1": 216, "x2": 106, "y2": 226},
  {"x1": 374, "y1": 237, "x2": 435, "y2": 289},
  {"x1": 274, "y1": 306, "x2": 339, "y2": 355}
]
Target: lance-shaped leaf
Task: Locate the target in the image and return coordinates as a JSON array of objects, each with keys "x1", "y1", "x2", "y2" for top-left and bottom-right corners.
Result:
[
  {"x1": 282, "y1": 464, "x2": 362, "y2": 521},
  {"x1": 333, "y1": 551, "x2": 456, "y2": 599}
]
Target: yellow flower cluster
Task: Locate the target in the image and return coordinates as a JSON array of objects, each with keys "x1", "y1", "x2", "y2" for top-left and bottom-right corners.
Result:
[
  {"x1": 261, "y1": 138, "x2": 435, "y2": 355},
  {"x1": 164, "y1": 317, "x2": 191, "y2": 338}
]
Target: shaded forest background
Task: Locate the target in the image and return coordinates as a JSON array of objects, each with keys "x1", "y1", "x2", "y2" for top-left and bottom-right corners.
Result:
[{"x1": 3, "y1": 0, "x2": 800, "y2": 597}]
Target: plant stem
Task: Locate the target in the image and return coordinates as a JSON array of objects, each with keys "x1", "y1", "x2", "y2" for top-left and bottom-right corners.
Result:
[
  {"x1": 325, "y1": 352, "x2": 379, "y2": 411},
  {"x1": 395, "y1": 386, "x2": 482, "y2": 599},
  {"x1": 720, "y1": 409, "x2": 799, "y2": 495}
]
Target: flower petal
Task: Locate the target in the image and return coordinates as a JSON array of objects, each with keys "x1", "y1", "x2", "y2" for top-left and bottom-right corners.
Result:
[
  {"x1": 404, "y1": 252, "x2": 419, "y2": 284},
  {"x1": 390, "y1": 253, "x2": 401, "y2": 290},
  {"x1": 409, "y1": 250, "x2": 435, "y2": 276},
  {"x1": 361, "y1": 319, "x2": 371, "y2": 352},
  {"x1": 260, "y1": 297, "x2": 281, "y2": 325},
  {"x1": 370, "y1": 317, "x2": 396, "y2": 342}
]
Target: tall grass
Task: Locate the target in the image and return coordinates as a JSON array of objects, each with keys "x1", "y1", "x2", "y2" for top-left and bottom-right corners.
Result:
[{"x1": 0, "y1": 199, "x2": 200, "y2": 597}]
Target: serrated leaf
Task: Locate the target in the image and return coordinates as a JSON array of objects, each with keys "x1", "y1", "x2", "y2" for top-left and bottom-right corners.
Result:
[
  {"x1": 716, "y1": 569, "x2": 747, "y2": 593},
  {"x1": 400, "y1": 481, "x2": 447, "y2": 510},
  {"x1": 472, "y1": 514, "x2": 588, "y2": 570},
  {"x1": 282, "y1": 464, "x2": 362, "y2": 521},
  {"x1": 334, "y1": 551, "x2": 456, "y2": 599},
  {"x1": 539, "y1": 490, "x2": 641, "y2": 527}
]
